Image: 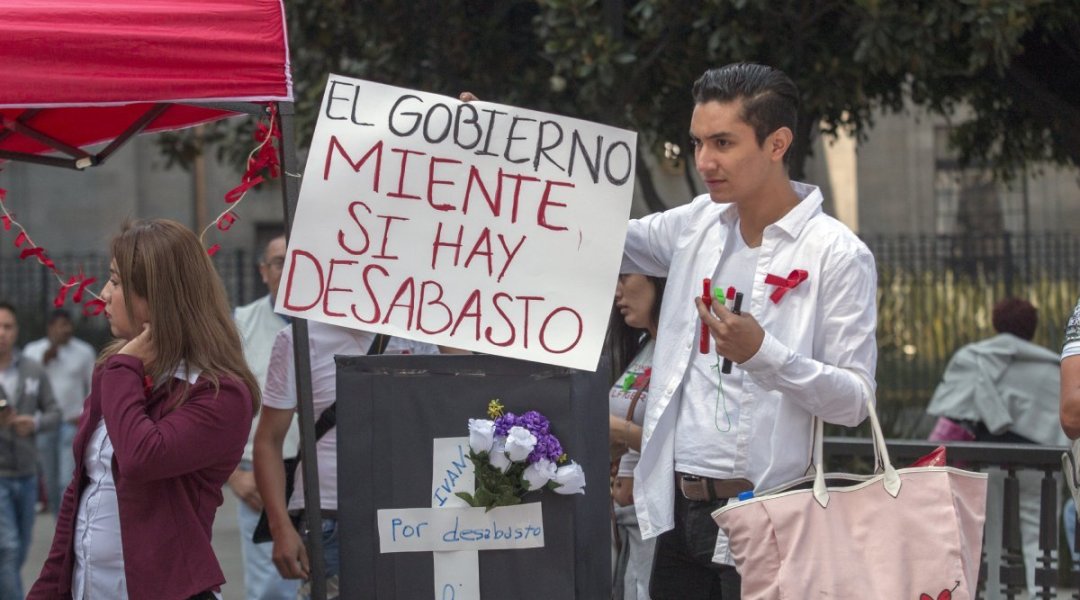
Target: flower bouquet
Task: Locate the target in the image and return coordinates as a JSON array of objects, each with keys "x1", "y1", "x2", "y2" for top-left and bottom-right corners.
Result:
[{"x1": 457, "y1": 399, "x2": 586, "y2": 510}]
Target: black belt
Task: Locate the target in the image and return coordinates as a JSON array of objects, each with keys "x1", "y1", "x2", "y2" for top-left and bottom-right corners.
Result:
[{"x1": 676, "y1": 473, "x2": 753, "y2": 502}]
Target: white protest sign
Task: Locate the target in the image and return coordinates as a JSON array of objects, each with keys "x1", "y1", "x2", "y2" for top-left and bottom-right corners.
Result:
[
  {"x1": 278, "y1": 74, "x2": 637, "y2": 370},
  {"x1": 376, "y1": 504, "x2": 545, "y2": 554}
]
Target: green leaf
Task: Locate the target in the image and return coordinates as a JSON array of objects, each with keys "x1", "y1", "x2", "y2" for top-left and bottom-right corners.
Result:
[{"x1": 455, "y1": 492, "x2": 477, "y2": 507}]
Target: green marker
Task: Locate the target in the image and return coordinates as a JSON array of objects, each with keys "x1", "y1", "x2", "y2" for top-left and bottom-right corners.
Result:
[{"x1": 713, "y1": 286, "x2": 726, "y2": 305}]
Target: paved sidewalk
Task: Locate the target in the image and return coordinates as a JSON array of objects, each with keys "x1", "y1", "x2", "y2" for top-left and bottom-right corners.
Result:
[{"x1": 21, "y1": 490, "x2": 247, "y2": 598}]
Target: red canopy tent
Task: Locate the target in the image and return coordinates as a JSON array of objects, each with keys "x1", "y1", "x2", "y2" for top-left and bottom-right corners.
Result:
[
  {"x1": 0, "y1": 0, "x2": 292, "y2": 168},
  {"x1": 0, "y1": 2, "x2": 331, "y2": 597}
]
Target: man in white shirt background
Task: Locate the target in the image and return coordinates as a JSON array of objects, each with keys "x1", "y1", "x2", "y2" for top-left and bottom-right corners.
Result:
[
  {"x1": 23, "y1": 309, "x2": 95, "y2": 515},
  {"x1": 622, "y1": 63, "x2": 878, "y2": 599},
  {"x1": 254, "y1": 322, "x2": 444, "y2": 600},
  {"x1": 229, "y1": 234, "x2": 302, "y2": 600}
]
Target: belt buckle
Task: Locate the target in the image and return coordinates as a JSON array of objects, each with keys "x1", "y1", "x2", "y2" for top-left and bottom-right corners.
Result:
[{"x1": 679, "y1": 474, "x2": 708, "y2": 501}]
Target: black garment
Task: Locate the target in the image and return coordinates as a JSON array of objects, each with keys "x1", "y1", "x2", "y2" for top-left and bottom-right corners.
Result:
[{"x1": 649, "y1": 491, "x2": 741, "y2": 599}]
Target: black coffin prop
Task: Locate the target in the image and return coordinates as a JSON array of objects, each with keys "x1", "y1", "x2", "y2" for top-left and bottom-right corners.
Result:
[{"x1": 336, "y1": 353, "x2": 611, "y2": 599}]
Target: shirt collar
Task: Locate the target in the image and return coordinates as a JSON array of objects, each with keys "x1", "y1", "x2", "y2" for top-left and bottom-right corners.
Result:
[
  {"x1": 172, "y1": 363, "x2": 202, "y2": 385},
  {"x1": 770, "y1": 181, "x2": 823, "y2": 238},
  {"x1": 267, "y1": 295, "x2": 290, "y2": 324},
  {"x1": 715, "y1": 180, "x2": 824, "y2": 238}
]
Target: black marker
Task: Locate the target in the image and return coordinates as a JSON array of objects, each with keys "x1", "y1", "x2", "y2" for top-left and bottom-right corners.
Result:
[{"x1": 721, "y1": 291, "x2": 743, "y2": 374}]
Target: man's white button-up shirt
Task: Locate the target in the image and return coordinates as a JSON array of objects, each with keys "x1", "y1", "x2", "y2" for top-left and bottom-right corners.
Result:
[{"x1": 624, "y1": 182, "x2": 878, "y2": 563}]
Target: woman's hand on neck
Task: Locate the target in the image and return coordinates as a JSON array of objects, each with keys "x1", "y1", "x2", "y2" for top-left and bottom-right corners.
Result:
[{"x1": 119, "y1": 322, "x2": 157, "y2": 369}]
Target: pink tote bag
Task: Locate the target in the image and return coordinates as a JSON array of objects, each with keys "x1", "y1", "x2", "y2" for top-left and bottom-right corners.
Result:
[{"x1": 713, "y1": 394, "x2": 988, "y2": 600}]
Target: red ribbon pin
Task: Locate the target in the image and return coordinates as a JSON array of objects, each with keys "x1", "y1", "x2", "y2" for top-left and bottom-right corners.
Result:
[{"x1": 764, "y1": 269, "x2": 808, "y2": 304}]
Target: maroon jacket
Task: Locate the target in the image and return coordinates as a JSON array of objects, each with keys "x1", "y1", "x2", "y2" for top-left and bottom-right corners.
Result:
[{"x1": 29, "y1": 354, "x2": 252, "y2": 600}]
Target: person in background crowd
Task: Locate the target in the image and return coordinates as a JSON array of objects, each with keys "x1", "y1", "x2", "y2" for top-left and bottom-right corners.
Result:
[
  {"x1": 1059, "y1": 297, "x2": 1080, "y2": 563},
  {"x1": 928, "y1": 297, "x2": 1065, "y2": 598},
  {"x1": 1060, "y1": 296, "x2": 1080, "y2": 438},
  {"x1": 230, "y1": 234, "x2": 300, "y2": 600},
  {"x1": 30, "y1": 219, "x2": 258, "y2": 600},
  {"x1": 253, "y1": 322, "x2": 447, "y2": 600},
  {"x1": 620, "y1": 63, "x2": 878, "y2": 599},
  {"x1": 0, "y1": 300, "x2": 60, "y2": 599},
  {"x1": 24, "y1": 309, "x2": 95, "y2": 515},
  {"x1": 608, "y1": 274, "x2": 665, "y2": 600}
]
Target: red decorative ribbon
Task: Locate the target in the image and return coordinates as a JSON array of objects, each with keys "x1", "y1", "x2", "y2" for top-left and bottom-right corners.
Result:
[
  {"x1": 764, "y1": 269, "x2": 808, "y2": 304},
  {"x1": 216, "y1": 212, "x2": 238, "y2": 231},
  {"x1": 82, "y1": 298, "x2": 106, "y2": 316},
  {"x1": 224, "y1": 176, "x2": 264, "y2": 204},
  {"x1": 73, "y1": 276, "x2": 96, "y2": 302},
  {"x1": 200, "y1": 103, "x2": 280, "y2": 251},
  {"x1": 1, "y1": 183, "x2": 106, "y2": 315},
  {"x1": 54, "y1": 276, "x2": 79, "y2": 308},
  {"x1": 53, "y1": 274, "x2": 98, "y2": 308}
]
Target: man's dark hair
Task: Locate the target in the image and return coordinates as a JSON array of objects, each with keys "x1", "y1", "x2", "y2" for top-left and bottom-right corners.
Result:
[
  {"x1": 259, "y1": 233, "x2": 287, "y2": 266},
  {"x1": 692, "y1": 63, "x2": 800, "y2": 162},
  {"x1": 992, "y1": 298, "x2": 1038, "y2": 340},
  {"x1": 47, "y1": 308, "x2": 73, "y2": 325},
  {"x1": 0, "y1": 301, "x2": 16, "y2": 319}
]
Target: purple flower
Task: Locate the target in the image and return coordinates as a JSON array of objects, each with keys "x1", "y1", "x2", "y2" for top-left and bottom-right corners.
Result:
[
  {"x1": 516, "y1": 411, "x2": 550, "y2": 436},
  {"x1": 494, "y1": 412, "x2": 517, "y2": 437},
  {"x1": 527, "y1": 432, "x2": 564, "y2": 464}
]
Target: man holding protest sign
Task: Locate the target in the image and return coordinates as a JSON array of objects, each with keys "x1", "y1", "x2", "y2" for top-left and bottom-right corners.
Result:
[
  {"x1": 253, "y1": 322, "x2": 443, "y2": 598},
  {"x1": 230, "y1": 234, "x2": 300, "y2": 600},
  {"x1": 621, "y1": 64, "x2": 878, "y2": 598}
]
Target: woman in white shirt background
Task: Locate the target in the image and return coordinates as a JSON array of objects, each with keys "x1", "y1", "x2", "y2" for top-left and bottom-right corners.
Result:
[{"x1": 608, "y1": 273, "x2": 665, "y2": 600}]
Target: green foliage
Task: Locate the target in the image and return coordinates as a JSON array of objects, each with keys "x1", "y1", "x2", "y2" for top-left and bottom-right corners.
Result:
[
  {"x1": 159, "y1": 1, "x2": 1079, "y2": 191},
  {"x1": 456, "y1": 449, "x2": 530, "y2": 511},
  {"x1": 536, "y1": 0, "x2": 1079, "y2": 180}
]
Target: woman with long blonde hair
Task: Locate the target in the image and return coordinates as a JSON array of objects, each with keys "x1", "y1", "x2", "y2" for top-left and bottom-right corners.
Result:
[{"x1": 30, "y1": 219, "x2": 259, "y2": 600}]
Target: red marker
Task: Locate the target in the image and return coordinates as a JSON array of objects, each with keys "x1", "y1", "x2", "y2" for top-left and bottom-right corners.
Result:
[{"x1": 700, "y1": 278, "x2": 712, "y2": 353}]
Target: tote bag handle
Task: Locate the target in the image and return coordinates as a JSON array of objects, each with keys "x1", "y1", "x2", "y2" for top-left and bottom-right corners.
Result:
[{"x1": 810, "y1": 374, "x2": 901, "y2": 508}]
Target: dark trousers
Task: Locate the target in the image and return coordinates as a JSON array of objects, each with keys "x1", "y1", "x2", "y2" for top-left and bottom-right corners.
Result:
[{"x1": 648, "y1": 490, "x2": 741, "y2": 600}]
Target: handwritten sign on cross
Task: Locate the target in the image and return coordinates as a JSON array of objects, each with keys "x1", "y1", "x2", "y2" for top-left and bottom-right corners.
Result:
[
  {"x1": 278, "y1": 74, "x2": 637, "y2": 370},
  {"x1": 375, "y1": 437, "x2": 544, "y2": 599}
]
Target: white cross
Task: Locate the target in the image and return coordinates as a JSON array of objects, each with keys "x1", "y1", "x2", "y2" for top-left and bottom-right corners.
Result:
[{"x1": 376, "y1": 437, "x2": 545, "y2": 600}]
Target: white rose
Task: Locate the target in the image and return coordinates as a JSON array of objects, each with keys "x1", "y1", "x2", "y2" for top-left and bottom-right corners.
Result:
[
  {"x1": 468, "y1": 418, "x2": 495, "y2": 454},
  {"x1": 552, "y1": 461, "x2": 586, "y2": 495},
  {"x1": 489, "y1": 437, "x2": 511, "y2": 473},
  {"x1": 523, "y1": 459, "x2": 557, "y2": 491},
  {"x1": 504, "y1": 426, "x2": 537, "y2": 462}
]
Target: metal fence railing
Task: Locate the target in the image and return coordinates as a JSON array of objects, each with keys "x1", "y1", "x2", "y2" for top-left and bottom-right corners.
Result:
[{"x1": 864, "y1": 232, "x2": 1080, "y2": 437}]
